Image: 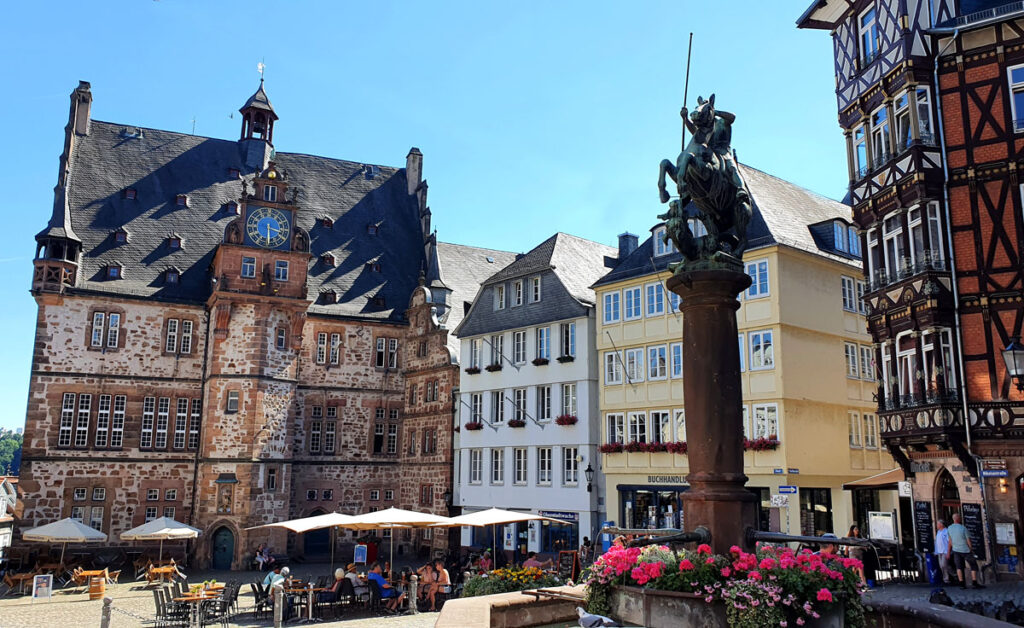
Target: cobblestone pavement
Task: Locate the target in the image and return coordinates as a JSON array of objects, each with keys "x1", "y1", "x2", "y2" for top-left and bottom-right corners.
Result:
[
  {"x1": 865, "y1": 580, "x2": 1024, "y2": 624},
  {"x1": 0, "y1": 566, "x2": 440, "y2": 628}
]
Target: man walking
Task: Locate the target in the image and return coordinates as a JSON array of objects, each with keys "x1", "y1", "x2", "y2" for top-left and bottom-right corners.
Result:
[
  {"x1": 934, "y1": 519, "x2": 953, "y2": 585},
  {"x1": 947, "y1": 513, "x2": 985, "y2": 589}
]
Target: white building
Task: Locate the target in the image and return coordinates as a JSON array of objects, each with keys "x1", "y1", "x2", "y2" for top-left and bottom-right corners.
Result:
[{"x1": 453, "y1": 233, "x2": 616, "y2": 559}]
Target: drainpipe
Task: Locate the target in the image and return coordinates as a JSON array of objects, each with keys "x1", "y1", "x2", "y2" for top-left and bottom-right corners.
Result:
[{"x1": 934, "y1": 29, "x2": 996, "y2": 568}]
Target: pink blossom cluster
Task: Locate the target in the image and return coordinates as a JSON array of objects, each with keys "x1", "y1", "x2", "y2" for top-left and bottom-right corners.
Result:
[{"x1": 630, "y1": 560, "x2": 665, "y2": 585}]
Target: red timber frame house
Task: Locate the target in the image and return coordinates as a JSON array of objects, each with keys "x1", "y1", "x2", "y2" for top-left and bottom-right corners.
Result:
[{"x1": 799, "y1": 0, "x2": 1024, "y2": 579}]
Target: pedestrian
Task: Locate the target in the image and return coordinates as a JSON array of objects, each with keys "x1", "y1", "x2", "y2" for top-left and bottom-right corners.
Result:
[
  {"x1": 934, "y1": 519, "x2": 953, "y2": 585},
  {"x1": 947, "y1": 513, "x2": 985, "y2": 589},
  {"x1": 845, "y1": 525, "x2": 866, "y2": 586}
]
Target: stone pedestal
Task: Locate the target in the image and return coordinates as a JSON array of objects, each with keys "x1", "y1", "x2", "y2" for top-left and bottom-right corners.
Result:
[{"x1": 668, "y1": 269, "x2": 757, "y2": 554}]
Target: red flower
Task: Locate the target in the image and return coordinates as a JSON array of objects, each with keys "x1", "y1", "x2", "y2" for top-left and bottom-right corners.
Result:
[
  {"x1": 679, "y1": 559, "x2": 694, "y2": 571},
  {"x1": 816, "y1": 588, "x2": 833, "y2": 603},
  {"x1": 748, "y1": 570, "x2": 762, "y2": 581},
  {"x1": 720, "y1": 567, "x2": 732, "y2": 577},
  {"x1": 697, "y1": 544, "x2": 712, "y2": 554}
]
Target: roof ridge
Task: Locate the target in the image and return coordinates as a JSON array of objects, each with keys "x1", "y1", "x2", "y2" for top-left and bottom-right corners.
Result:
[
  {"x1": 739, "y1": 162, "x2": 848, "y2": 207},
  {"x1": 437, "y1": 241, "x2": 517, "y2": 256}
]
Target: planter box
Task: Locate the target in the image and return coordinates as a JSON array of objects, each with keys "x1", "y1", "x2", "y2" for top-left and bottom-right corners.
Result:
[{"x1": 610, "y1": 586, "x2": 844, "y2": 628}]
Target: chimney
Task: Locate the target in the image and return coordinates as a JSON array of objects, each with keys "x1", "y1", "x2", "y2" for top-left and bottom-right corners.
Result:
[
  {"x1": 70, "y1": 81, "x2": 92, "y2": 136},
  {"x1": 406, "y1": 147, "x2": 423, "y2": 196},
  {"x1": 618, "y1": 232, "x2": 638, "y2": 259}
]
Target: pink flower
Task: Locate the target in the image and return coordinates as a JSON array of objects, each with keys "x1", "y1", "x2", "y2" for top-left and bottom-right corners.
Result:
[
  {"x1": 729, "y1": 545, "x2": 742, "y2": 555},
  {"x1": 679, "y1": 559, "x2": 695, "y2": 570},
  {"x1": 720, "y1": 567, "x2": 732, "y2": 577},
  {"x1": 759, "y1": 557, "x2": 777, "y2": 570},
  {"x1": 796, "y1": 619, "x2": 805, "y2": 626},
  {"x1": 697, "y1": 544, "x2": 712, "y2": 554},
  {"x1": 748, "y1": 570, "x2": 762, "y2": 581},
  {"x1": 816, "y1": 588, "x2": 833, "y2": 603},
  {"x1": 705, "y1": 557, "x2": 715, "y2": 565},
  {"x1": 780, "y1": 622, "x2": 787, "y2": 627}
]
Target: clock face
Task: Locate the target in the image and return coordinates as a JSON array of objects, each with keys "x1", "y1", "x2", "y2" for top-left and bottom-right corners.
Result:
[{"x1": 246, "y1": 206, "x2": 291, "y2": 249}]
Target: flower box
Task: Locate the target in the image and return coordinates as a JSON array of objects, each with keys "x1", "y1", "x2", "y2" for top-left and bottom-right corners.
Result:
[
  {"x1": 485, "y1": 364, "x2": 503, "y2": 372},
  {"x1": 532, "y1": 357, "x2": 550, "y2": 366},
  {"x1": 556, "y1": 355, "x2": 575, "y2": 363},
  {"x1": 599, "y1": 442, "x2": 624, "y2": 454},
  {"x1": 555, "y1": 415, "x2": 577, "y2": 426},
  {"x1": 609, "y1": 587, "x2": 843, "y2": 628},
  {"x1": 464, "y1": 422, "x2": 483, "y2": 431},
  {"x1": 743, "y1": 437, "x2": 781, "y2": 451},
  {"x1": 507, "y1": 419, "x2": 526, "y2": 428},
  {"x1": 464, "y1": 366, "x2": 480, "y2": 374}
]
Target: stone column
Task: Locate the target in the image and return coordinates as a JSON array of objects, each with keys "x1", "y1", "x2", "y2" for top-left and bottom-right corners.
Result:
[{"x1": 668, "y1": 269, "x2": 757, "y2": 554}]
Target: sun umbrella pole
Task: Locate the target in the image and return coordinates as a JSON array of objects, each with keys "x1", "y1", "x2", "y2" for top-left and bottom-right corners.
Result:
[
  {"x1": 390, "y1": 530, "x2": 394, "y2": 582},
  {"x1": 330, "y1": 527, "x2": 335, "y2": 573},
  {"x1": 59, "y1": 542, "x2": 66, "y2": 567},
  {"x1": 159, "y1": 538, "x2": 164, "y2": 563}
]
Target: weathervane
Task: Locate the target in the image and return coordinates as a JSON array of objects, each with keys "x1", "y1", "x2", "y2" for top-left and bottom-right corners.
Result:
[{"x1": 257, "y1": 59, "x2": 266, "y2": 82}]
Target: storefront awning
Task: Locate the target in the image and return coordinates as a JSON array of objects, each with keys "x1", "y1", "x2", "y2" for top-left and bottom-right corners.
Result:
[{"x1": 842, "y1": 468, "x2": 905, "y2": 491}]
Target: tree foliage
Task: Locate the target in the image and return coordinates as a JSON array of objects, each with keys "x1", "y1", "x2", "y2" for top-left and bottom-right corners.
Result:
[{"x1": 0, "y1": 428, "x2": 23, "y2": 475}]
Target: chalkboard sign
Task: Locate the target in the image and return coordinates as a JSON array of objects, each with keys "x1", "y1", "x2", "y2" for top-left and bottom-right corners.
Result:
[
  {"x1": 961, "y1": 503, "x2": 985, "y2": 560},
  {"x1": 557, "y1": 550, "x2": 579, "y2": 581},
  {"x1": 913, "y1": 501, "x2": 934, "y2": 551}
]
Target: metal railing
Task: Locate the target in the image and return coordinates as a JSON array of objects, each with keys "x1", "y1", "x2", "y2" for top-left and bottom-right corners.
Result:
[
  {"x1": 867, "y1": 252, "x2": 947, "y2": 292},
  {"x1": 954, "y1": 1, "x2": 1024, "y2": 26},
  {"x1": 880, "y1": 388, "x2": 959, "y2": 412}
]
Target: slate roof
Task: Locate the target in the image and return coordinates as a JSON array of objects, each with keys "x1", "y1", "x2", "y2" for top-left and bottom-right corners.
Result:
[
  {"x1": 483, "y1": 233, "x2": 617, "y2": 306},
  {"x1": 241, "y1": 81, "x2": 277, "y2": 117},
  {"x1": 435, "y1": 241, "x2": 518, "y2": 334},
  {"x1": 54, "y1": 119, "x2": 424, "y2": 322},
  {"x1": 593, "y1": 163, "x2": 859, "y2": 287}
]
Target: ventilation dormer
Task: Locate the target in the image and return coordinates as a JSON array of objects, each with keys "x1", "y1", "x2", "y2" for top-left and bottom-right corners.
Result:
[
  {"x1": 167, "y1": 235, "x2": 182, "y2": 251},
  {"x1": 113, "y1": 228, "x2": 128, "y2": 244},
  {"x1": 319, "y1": 289, "x2": 337, "y2": 304},
  {"x1": 175, "y1": 194, "x2": 188, "y2": 208},
  {"x1": 123, "y1": 188, "x2": 137, "y2": 200},
  {"x1": 105, "y1": 264, "x2": 123, "y2": 280},
  {"x1": 165, "y1": 268, "x2": 180, "y2": 284},
  {"x1": 321, "y1": 254, "x2": 335, "y2": 267}
]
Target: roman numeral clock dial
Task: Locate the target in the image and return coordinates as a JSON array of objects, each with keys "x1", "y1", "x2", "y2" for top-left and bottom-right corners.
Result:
[{"x1": 246, "y1": 206, "x2": 291, "y2": 249}]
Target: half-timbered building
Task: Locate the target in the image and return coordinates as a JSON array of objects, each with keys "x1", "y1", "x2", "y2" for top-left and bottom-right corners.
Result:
[
  {"x1": 799, "y1": 0, "x2": 1024, "y2": 579},
  {"x1": 19, "y1": 81, "x2": 507, "y2": 568}
]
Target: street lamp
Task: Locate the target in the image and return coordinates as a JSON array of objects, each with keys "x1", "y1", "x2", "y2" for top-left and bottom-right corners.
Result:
[
  {"x1": 1002, "y1": 336, "x2": 1024, "y2": 391},
  {"x1": 584, "y1": 464, "x2": 595, "y2": 493}
]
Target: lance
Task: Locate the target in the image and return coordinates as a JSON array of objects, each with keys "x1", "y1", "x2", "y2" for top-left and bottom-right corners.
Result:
[{"x1": 682, "y1": 32, "x2": 693, "y2": 151}]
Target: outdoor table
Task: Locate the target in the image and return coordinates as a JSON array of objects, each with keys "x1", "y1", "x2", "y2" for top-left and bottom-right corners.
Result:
[
  {"x1": 174, "y1": 591, "x2": 221, "y2": 627},
  {"x1": 4, "y1": 573, "x2": 35, "y2": 596},
  {"x1": 73, "y1": 568, "x2": 108, "y2": 587},
  {"x1": 286, "y1": 585, "x2": 328, "y2": 623},
  {"x1": 146, "y1": 565, "x2": 178, "y2": 584}
]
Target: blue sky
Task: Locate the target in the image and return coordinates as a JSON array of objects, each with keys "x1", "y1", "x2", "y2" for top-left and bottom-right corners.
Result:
[{"x1": 0, "y1": 0, "x2": 843, "y2": 429}]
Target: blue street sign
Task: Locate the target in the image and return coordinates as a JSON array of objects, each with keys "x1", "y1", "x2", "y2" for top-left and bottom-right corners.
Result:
[
  {"x1": 788, "y1": 468, "x2": 800, "y2": 474},
  {"x1": 773, "y1": 468, "x2": 784, "y2": 474},
  {"x1": 981, "y1": 469, "x2": 1009, "y2": 478},
  {"x1": 779, "y1": 486, "x2": 798, "y2": 494}
]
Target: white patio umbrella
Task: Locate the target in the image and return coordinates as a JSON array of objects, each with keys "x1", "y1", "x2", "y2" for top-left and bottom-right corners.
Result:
[
  {"x1": 22, "y1": 517, "x2": 107, "y2": 565},
  {"x1": 430, "y1": 508, "x2": 570, "y2": 568},
  {"x1": 246, "y1": 512, "x2": 358, "y2": 571},
  {"x1": 120, "y1": 517, "x2": 202, "y2": 563},
  {"x1": 341, "y1": 508, "x2": 453, "y2": 573}
]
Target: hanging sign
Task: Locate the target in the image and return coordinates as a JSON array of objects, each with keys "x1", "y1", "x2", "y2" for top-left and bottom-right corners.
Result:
[{"x1": 778, "y1": 485, "x2": 797, "y2": 494}]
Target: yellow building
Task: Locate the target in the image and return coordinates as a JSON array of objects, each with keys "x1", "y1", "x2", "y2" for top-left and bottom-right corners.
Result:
[{"x1": 594, "y1": 165, "x2": 895, "y2": 537}]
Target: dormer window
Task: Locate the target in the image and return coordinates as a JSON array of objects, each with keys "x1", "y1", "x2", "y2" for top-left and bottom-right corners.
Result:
[
  {"x1": 113, "y1": 229, "x2": 128, "y2": 244},
  {"x1": 123, "y1": 188, "x2": 137, "y2": 200},
  {"x1": 166, "y1": 269, "x2": 180, "y2": 284},
  {"x1": 226, "y1": 202, "x2": 239, "y2": 215},
  {"x1": 372, "y1": 296, "x2": 386, "y2": 307},
  {"x1": 848, "y1": 226, "x2": 861, "y2": 257},
  {"x1": 175, "y1": 194, "x2": 188, "y2": 207},
  {"x1": 319, "y1": 289, "x2": 336, "y2": 304},
  {"x1": 833, "y1": 221, "x2": 848, "y2": 252},
  {"x1": 168, "y1": 236, "x2": 182, "y2": 251},
  {"x1": 653, "y1": 225, "x2": 677, "y2": 256},
  {"x1": 321, "y1": 254, "x2": 335, "y2": 267},
  {"x1": 365, "y1": 164, "x2": 381, "y2": 180},
  {"x1": 369, "y1": 262, "x2": 382, "y2": 273},
  {"x1": 321, "y1": 217, "x2": 333, "y2": 229},
  {"x1": 263, "y1": 185, "x2": 277, "y2": 202},
  {"x1": 228, "y1": 168, "x2": 241, "y2": 179},
  {"x1": 367, "y1": 224, "x2": 379, "y2": 235},
  {"x1": 106, "y1": 265, "x2": 122, "y2": 280}
]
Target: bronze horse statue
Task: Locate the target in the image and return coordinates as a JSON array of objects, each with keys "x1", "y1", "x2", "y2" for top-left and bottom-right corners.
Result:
[{"x1": 657, "y1": 94, "x2": 752, "y2": 269}]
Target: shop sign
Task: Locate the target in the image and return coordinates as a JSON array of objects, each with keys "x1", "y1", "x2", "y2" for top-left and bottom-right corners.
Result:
[
  {"x1": 778, "y1": 485, "x2": 797, "y2": 494},
  {"x1": 909, "y1": 462, "x2": 932, "y2": 473},
  {"x1": 982, "y1": 460, "x2": 1008, "y2": 477},
  {"x1": 646, "y1": 475, "x2": 686, "y2": 484},
  {"x1": 538, "y1": 510, "x2": 579, "y2": 522},
  {"x1": 897, "y1": 481, "x2": 912, "y2": 498}
]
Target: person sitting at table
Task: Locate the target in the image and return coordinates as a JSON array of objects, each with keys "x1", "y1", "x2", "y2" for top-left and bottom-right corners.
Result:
[
  {"x1": 263, "y1": 564, "x2": 285, "y2": 588},
  {"x1": 478, "y1": 550, "x2": 493, "y2": 572},
  {"x1": 382, "y1": 560, "x2": 393, "y2": 581},
  {"x1": 415, "y1": 563, "x2": 435, "y2": 604},
  {"x1": 522, "y1": 551, "x2": 553, "y2": 570},
  {"x1": 255, "y1": 543, "x2": 275, "y2": 571},
  {"x1": 368, "y1": 562, "x2": 406, "y2": 612},
  {"x1": 344, "y1": 563, "x2": 369, "y2": 600},
  {"x1": 461, "y1": 553, "x2": 480, "y2": 574},
  {"x1": 317, "y1": 568, "x2": 345, "y2": 603},
  {"x1": 426, "y1": 559, "x2": 450, "y2": 612}
]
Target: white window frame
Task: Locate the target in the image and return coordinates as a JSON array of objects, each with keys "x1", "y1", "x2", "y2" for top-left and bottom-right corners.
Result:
[
  {"x1": 749, "y1": 329, "x2": 775, "y2": 370},
  {"x1": 490, "y1": 334, "x2": 504, "y2": 366},
  {"x1": 628, "y1": 411, "x2": 647, "y2": 443},
  {"x1": 536, "y1": 327, "x2": 550, "y2": 360},
  {"x1": 536, "y1": 385, "x2": 551, "y2": 421},
  {"x1": 58, "y1": 393, "x2": 74, "y2": 448},
  {"x1": 95, "y1": 395, "x2": 110, "y2": 448},
  {"x1": 860, "y1": 345, "x2": 875, "y2": 381},
  {"x1": 112, "y1": 396, "x2": 126, "y2": 448},
  {"x1": 562, "y1": 447, "x2": 579, "y2": 485},
  {"x1": 513, "y1": 448, "x2": 528, "y2": 485},
  {"x1": 165, "y1": 319, "x2": 179, "y2": 353},
  {"x1": 603, "y1": 291, "x2": 620, "y2": 324},
  {"x1": 537, "y1": 447, "x2": 552, "y2": 485},
  {"x1": 670, "y1": 342, "x2": 683, "y2": 379},
  {"x1": 274, "y1": 260, "x2": 289, "y2": 282},
  {"x1": 329, "y1": 333, "x2": 341, "y2": 364},
  {"x1": 650, "y1": 410, "x2": 671, "y2": 444},
  {"x1": 675, "y1": 409, "x2": 687, "y2": 442},
  {"x1": 560, "y1": 322, "x2": 576, "y2": 358},
  {"x1": 74, "y1": 394, "x2": 91, "y2": 448},
  {"x1": 645, "y1": 282, "x2": 665, "y2": 316},
  {"x1": 849, "y1": 411, "x2": 863, "y2": 447},
  {"x1": 834, "y1": 221, "x2": 848, "y2": 252},
  {"x1": 155, "y1": 397, "x2": 170, "y2": 449},
  {"x1": 495, "y1": 284, "x2": 506, "y2": 310},
  {"x1": 605, "y1": 352, "x2": 623, "y2": 385},
  {"x1": 870, "y1": 104, "x2": 891, "y2": 165},
  {"x1": 470, "y1": 393, "x2": 482, "y2": 422},
  {"x1": 752, "y1": 403, "x2": 779, "y2": 440},
  {"x1": 845, "y1": 342, "x2": 859, "y2": 378},
  {"x1": 746, "y1": 260, "x2": 769, "y2": 298},
  {"x1": 91, "y1": 312, "x2": 105, "y2": 347},
  {"x1": 856, "y1": 280, "x2": 867, "y2": 314},
  {"x1": 513, "y1": 280, "x2": 524, "y2": 307},
  {"x1": 513, "y1": 330, "x2": 527, "y2": 364},
  {"x1": 653, "y1": 226, "x2": 671, "y2": 256},
  {"x1": 841, "y1": 276, "x2": 857, "y2": 311},
  {"x1": 490, "y1": 448, "x2": 505, "y2": 484},
  {"x1": 859, "y1": 6, "x2": 880, "y2": 66},
  {"x1": 606, "y1": 413, "x2": 624, "y2": 444},
  {"x1": 864, "y1": 413, "x2": 878, "y2": 448},
  {"x1": 561, "y1": 383, "x2": 577, "y2": 417},
  {"x1": 624, "y1": 286, "x2": 642, "y2": 320},
  {"x1": 854, "y1": 124, "x2": 868, "y2": 177},
  {"x1": 491, "y1": 390, "x2": 505, "y2": 424},
  {"x1": 469, "y1": 339, "x2": 481, "y2": 369},
  {"x1": 241, "y1": 256, "x2": 256, "y2": 278},
  {"x1": 180, "y1": 320, "x2": 193, "y2": 354},
  {"x1": 513, "y1": 388, "x2": 526, "y2": 422},
  {"x1": 648, "y1": 345, "x2": 668, "y2": 380},
  {"x1": 624, "y1": 348, "x2": 645, "y2": 382},
  {"x1": 530, "y1": 276, "x2": 542, "y2": 302},
  {"x1": 316, "y1": 333, "x2": 328, "y2": 364},
  {"x1": 263, "y1": 185, "x2": 277, "y2": 202},
  {"x1": 173, "y1": 398, "x2": 188, "y2": 449},
  {"x1": 738, "y1": 334, "x2": 746, "y2": 372}
]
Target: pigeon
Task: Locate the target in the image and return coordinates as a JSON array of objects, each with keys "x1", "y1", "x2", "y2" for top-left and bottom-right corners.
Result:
[{"x1": 576, "y1": 606, "x2": 621, "y2": 627}]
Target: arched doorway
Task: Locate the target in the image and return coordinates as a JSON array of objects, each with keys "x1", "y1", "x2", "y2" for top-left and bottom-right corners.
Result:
[
  {"x1": 937, "y1": 470, "x2": 961, "y2": 524},
  {"x1": 211, "y1": 527, "x2": 235, "y2": 571},
  {"x1": 303, "y1": 510, "x2": 329, "y2": 557}
]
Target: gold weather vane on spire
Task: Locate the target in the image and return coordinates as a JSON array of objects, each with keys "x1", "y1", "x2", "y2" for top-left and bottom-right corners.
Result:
[{"x1": 257, "y1": 59, "x2": 266, "y2": 82}]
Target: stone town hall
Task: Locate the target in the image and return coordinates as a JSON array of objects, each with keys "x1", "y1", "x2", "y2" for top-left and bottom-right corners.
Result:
[{"x1": 19, "y1": 81, "x2": 510, "y2": 568}]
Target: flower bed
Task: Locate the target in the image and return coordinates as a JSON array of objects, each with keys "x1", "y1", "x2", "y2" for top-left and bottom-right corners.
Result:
[
  {"x1": 555, "y1": 414, "x2": 578, "y2": 426},
  {"x1": 462, "y1": 566, "x2": 563, "y2": 597},
  {"x1": 599, "y1": 439, "x2": 779, "y2": 454},
  {"x1": 508, "y1": 419, "x2": 526, "y2": 428},
  {"x1": 464, "y1": 422, "x2": 483, "y2": 431},
  {"x1": 583, "y1": 543, "x2": 864, "y2": 628}
]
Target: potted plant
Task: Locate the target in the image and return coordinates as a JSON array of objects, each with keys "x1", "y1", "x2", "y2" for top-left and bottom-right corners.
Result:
[
  {"x1": 464, "y1": 421, "x2": 483, "y2": 431},
  {"x1": 599, "y1": 442, "x2": 624, "y2": 454},
  {"x1": 556, "y1": 355, "x2": 576, "y2": 363},
  {"x1": 465, "y1": 366, "x2": 481, "y2": 374},
  {"x1": 532, "y1": 357, "x2": 550, "y2": 366},
  {"x1": 508, "y1": 419, "x2": 526, "y2": 428},
  {"x1": 555, "y1": 414, "x2": 578, "y2": 426},
  {"x1": 485, "y1": 363, "x2": 503, "y2": 372}
]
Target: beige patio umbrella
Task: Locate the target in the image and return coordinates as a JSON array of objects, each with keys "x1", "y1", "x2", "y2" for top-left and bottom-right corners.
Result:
[
  {"x1": 430, "y1": 508, "x2": 571, "y2": 567},
  {"x1": 246, "y1": 512, "x2": 357, "y2": 571},
  {"x1": 120, "y1": 516, "x2": 202, "y2": 563},
  {"x1": 340, "y1": 508, "x2": 453, "y2": 573},
  {"x1": 22, "y1": 517, "x2": 108, "y2": 565}
]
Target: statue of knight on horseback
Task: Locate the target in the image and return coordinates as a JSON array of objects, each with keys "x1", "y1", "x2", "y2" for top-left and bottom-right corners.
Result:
[{"x1": 657, "y1": 93, "x2": 752, "y2": 273}]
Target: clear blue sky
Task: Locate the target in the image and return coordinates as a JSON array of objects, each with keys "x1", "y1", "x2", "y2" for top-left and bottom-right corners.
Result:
[{"x1": 0, "y1": 0, "x2": 843, "y2": 429}]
